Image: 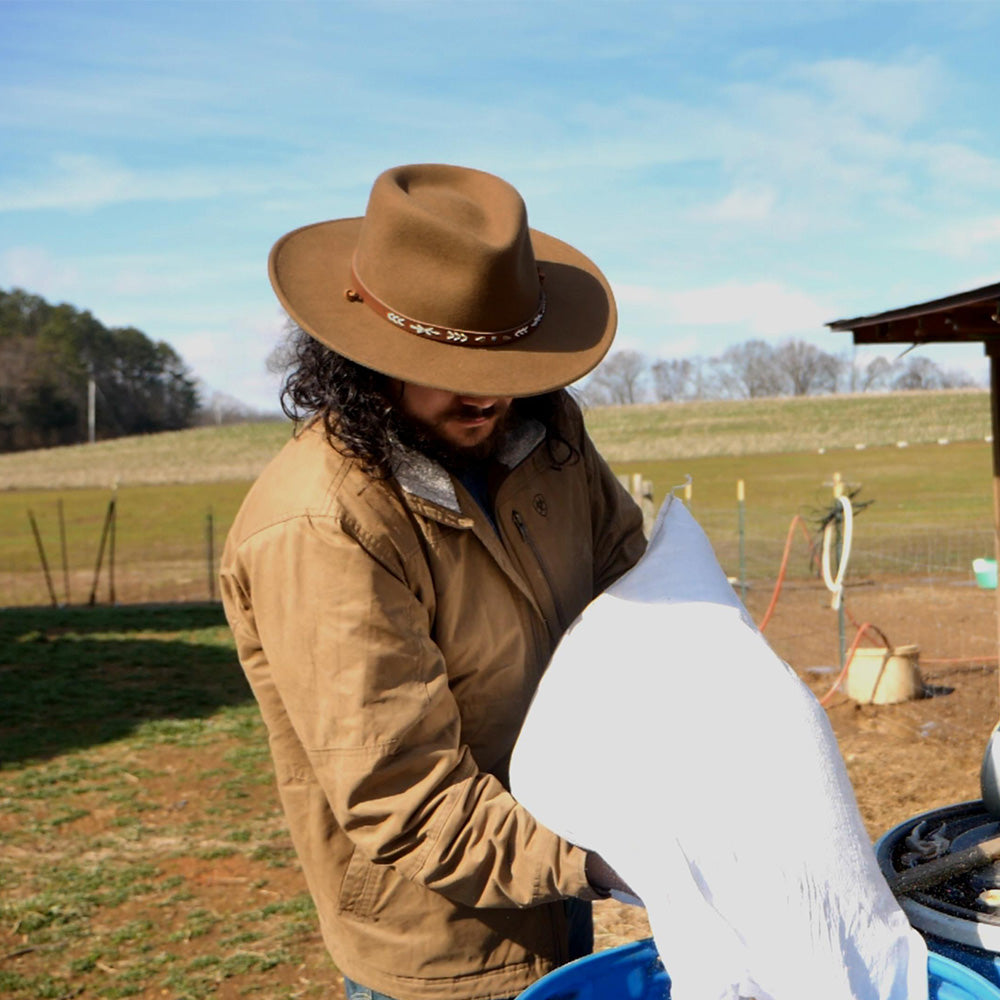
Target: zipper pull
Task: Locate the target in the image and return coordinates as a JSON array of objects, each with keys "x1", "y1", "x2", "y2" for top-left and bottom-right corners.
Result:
[
  {"x1": 512, "y1": 509, "x2": 528, "y2": 540},
  {"x1": 511, "y1": 508, "x2": 551, "y2": 631}
]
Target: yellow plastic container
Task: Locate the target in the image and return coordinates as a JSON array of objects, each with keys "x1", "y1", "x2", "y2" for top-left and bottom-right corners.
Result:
[{"x1": 844, "y1": 644, "x2": 923, "y2": 704}]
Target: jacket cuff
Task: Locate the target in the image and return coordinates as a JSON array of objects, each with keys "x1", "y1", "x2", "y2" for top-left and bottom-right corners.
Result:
[{"x1": 566, "y1": 844, "x2": 608, "y2": 901}]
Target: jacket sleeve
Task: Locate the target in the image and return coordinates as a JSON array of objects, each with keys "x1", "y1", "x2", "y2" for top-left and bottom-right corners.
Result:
[{"x1": 223, "y1": 510, "x2": 599, "y2": 911}]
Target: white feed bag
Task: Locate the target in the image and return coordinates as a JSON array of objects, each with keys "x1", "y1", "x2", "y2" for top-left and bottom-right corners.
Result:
[{"x1": 511, "y1": 496, "x2": 927, "y2": 1000}]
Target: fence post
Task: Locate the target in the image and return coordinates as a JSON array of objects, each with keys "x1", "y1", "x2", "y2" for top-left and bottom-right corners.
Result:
[
  {"x1": 57, "y1": 498, "x2": 70, "y2": 605},
  {"x1": 27, "y1": 509, "x2": 58, "y2": 608},
  {"x1": 89, "y1": 492, "x2": 117, "y2": 606},
  {"x1": 108, "y1": 488, "x2": 117, "y2": 606},
  {"x1": 737, "y1": 479, "x2": 747, "y2": 604},
  {"x1": 617, "y1": 474, "x2": 656, "y2": 538},
  {"x1": 206, "y1": 507, "x2": 216, "y2": 601}
]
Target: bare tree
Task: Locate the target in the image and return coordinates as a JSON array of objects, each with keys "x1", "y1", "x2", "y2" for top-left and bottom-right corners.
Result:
[
  {"x1": 893, "y1": 356, "x2": 944, "y2": 390},
  {"x1": 578, "y1": 341, "x2": 980, "y2": 410},
  {"x1": 773, "y1": 339, "x2": 841, "y2": 396},
  {"x1": 583, "y1": 350, "x2": 648, "y2": 405},
  {"x1": 651, "y1": 357, "x2": 702, "y2": 401},
  {"x1": 942, "y1": 367, "x2": 979, "y2": 389},
  {"x1": 710, "y1": 340, "x2": 786, "y2": 399},
  {"x1": 857, "y1": 355, "x2": 894, "y2": 392},
  {"x1": 891, "y1": 356, "x2": 978, "y2": 391}
]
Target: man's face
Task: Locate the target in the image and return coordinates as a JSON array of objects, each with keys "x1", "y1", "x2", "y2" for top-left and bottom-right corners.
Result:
[{"x1": 392, "y1": 381, "x2": 514, "y2": 466}]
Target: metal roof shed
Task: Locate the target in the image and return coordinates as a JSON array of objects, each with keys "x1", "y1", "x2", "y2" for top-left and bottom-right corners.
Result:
[
  {"x1": 827, "y1": 282, "x2": 1000, "y2": 808},
  {"x1": 828, "y1": 281, "x2": 1000, "y2": 348},
  {"x1": 827, "y1": 280, "x2": 1000, "y2": 510}
]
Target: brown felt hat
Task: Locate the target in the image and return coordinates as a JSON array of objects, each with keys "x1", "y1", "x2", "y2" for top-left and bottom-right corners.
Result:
[{"x1": 268, "y1": 163, "x2": 617, "y2": 396}]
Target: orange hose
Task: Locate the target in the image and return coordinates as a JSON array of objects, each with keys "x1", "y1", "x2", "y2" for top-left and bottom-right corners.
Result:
[
  {"x1": 755, "y1": 513, "x2": 908, "y2": 708},
  {"x1": 758, "y1": 514, "x2": 814, "y2": 633}
]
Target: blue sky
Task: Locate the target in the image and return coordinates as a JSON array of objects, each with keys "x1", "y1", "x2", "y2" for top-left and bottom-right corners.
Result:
[{"x1": 2, "y1": 0, "x2": 999, "y2": 412}]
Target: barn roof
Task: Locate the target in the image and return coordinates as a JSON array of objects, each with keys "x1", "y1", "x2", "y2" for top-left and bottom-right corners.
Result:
[{"x1": 827, "y1": 281, "x2": 1000, "y2": 348}]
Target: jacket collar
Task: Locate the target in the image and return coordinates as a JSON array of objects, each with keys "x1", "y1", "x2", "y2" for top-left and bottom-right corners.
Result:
[{"x1": 392, "y1": 414, "x2": 545, "y2": 514}]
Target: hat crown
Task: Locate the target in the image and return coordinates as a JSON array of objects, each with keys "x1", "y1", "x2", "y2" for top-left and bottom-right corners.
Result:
[{"x1": 353, "y1": 164, "x2": 541, "y2": 333}]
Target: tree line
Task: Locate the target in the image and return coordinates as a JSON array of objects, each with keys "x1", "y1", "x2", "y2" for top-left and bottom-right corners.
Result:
[
  {"x1": 579, "y1": 338, "x2": 980, "y2": 406},
  {"x1": 0, "y1": 288, "x2": 199, "y2": 452}
]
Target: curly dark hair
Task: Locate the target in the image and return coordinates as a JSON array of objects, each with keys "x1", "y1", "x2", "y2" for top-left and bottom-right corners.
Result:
[{"x1": 277, "y1": 325, "x2": 576, "y2": 478}]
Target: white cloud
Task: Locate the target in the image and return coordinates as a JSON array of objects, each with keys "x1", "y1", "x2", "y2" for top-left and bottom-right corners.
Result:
[
  {"x1": 924, "y1": 216, "x2": 1000, "y2": 258},
  {"x1": 697, "y1": 187, "x2": 777, "y2": 223},
  {"x1": 919, "y1": 142, "x2": 1000, "y2": 190},
  {"x1": 169, "y1": 307, "x2": 287, "y2": 411},
  {"x1": 521, "y1": 52, "x2": 991, "y2": 249},
  {"x1": 791, "y1": 55, "x2": 944, "y2": 130},
  {"x1": 616, "y1": 281, "x2": 830, "y2": 338},
  {"x1": 0, "y1": 154, "x2": 270, "y2": 212},
  {"x1": 0, "y1": 246, "x2": 82, "y2": 292}
]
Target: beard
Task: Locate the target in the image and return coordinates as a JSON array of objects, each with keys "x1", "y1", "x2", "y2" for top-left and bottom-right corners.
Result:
[{"x1": 392, "y1": 400, "x2": 513, "y2": 474}]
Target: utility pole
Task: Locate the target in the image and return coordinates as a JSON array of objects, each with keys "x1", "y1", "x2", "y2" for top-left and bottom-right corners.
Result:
[{"x1": 87, "y1": 376, "x2": 96, "y2": 444}]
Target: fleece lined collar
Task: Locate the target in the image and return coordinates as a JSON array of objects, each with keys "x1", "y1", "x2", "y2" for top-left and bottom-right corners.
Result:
[{"x1": 392, "y1": 415, "x2": 545, "y2": 513}]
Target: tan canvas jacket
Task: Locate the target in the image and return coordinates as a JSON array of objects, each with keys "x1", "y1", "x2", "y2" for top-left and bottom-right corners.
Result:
[{"x1": 220, "y1": 393, "x2": 646, "y2": 1000}]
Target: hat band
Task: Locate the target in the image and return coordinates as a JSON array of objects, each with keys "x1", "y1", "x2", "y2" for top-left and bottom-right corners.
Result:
[{"x1": 347, "y1": 260, "x2": 546, "y2": 348}]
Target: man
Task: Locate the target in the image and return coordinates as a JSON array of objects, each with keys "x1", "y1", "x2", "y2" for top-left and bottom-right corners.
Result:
[{"x1": 220, "y1": 163, "x2": 646, "y2": 1000}]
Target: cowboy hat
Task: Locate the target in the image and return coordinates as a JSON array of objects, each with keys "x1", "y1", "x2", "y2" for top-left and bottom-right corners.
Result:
[{"x1": 268, "y1": 163, "x2": 617, "y2": 396}]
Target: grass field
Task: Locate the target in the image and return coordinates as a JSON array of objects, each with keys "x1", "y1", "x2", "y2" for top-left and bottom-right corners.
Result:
[
  {"x1": 1, "y1": 437, "x2": 993, "y2": 607},
  {"x1": 0, "y1": 604, "x2": 337, "y2": 999},
  {"x1": 0, "y1": 390, "x2": 995, "y2": 605},
  {"x1": 0, "y1": 389, "x2": 990, "y2": 490},
  {"x1": 0, "y1": 391, "x2": 992, "y2": 605},
  {"x1": 586, "y1": 388, "x2": 992, "y2": 461},
  {"x1": 0, "y1": 421, "x2": 294, "y2": 491}
]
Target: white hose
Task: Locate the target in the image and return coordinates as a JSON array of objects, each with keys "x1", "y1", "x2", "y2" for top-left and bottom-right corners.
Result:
[{"x1": 821, "y1": 494, "x2": 853, "y2": 610}]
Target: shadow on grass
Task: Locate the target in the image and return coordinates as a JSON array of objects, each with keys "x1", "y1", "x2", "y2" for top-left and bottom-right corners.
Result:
[{"x1": 0, "y1": 603, "x2": 251, "y2": 765}]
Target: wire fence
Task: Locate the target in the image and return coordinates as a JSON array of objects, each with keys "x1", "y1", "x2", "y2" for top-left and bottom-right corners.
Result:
[
  {"x1": 4, "y1": 482, "x2": 998, "y2": 814},
  {"x1": 1, "y1": 496, "x2": 994, "y2": 609},
  {"x1": 1, "y1": 501, "x2": 221, "y2": 609},
  {"x1": 705, "y1": 521, "x2": 996, "y2": 584}
]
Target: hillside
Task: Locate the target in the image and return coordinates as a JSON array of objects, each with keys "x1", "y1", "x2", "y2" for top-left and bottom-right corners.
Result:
[
  {"x1": 0, "y1": 389, "x2": 990, "y2": 490},
  {"x1": 584, "y1": 388, "x2": 991, "y2": 462}
]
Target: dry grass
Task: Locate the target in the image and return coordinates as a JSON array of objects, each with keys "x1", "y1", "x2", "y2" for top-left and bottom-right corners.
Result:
[
  {"x1": 0, "y1": 390, "x2": 990, "y2": 491},
  {"x1": 583, "y1": 388, "x2": 990, "y2": 462},
  {"x1": 0, "y1": 421, "x2": 293, "y2": 491}
]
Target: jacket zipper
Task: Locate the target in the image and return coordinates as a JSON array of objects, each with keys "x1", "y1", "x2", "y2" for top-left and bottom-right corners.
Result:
[{"x1": 511, "y1": 509, "x2": 568, "y2": 635}]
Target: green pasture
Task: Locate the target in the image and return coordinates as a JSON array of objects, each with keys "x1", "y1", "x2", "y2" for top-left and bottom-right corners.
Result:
[
  {"x1": 0, "y1": 604, "x2": 240, "y2": 763},
  {"x1": 0, "y1": 482, "x2": 249, "y2": 569},
  {"x1": 620, "y1": 439, "x2": 993, "y2": 533},
  {"x1": 0, "y1": 604, "x2": 334, "y2": 999},
  {"x1": 617, "y1": 440, "x2": 994, "y2": 579},
  {"x1": 0, "y1": 389, "x2": 995, "y2": 599},
  {"x1": 0, "y1": 438, "x2": 993, "y2": 596},
  {"x1": 0, "y1": 482, "x2": 250, "y2": 608},
  {"x1": 0, "y1": 419, "x2": 294, "y2": 490}
]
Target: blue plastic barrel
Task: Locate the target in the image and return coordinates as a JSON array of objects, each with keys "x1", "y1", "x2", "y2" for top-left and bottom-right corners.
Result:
[
  {"x1": 875, "y1": 802, "x2": 1000, "y2": 990},
  {"x1": 518, "y1": 938, "x2": 1000, "y2": 1000}
]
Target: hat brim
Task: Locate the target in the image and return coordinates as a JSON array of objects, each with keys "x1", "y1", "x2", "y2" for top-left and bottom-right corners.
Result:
[{"x1": 269, "y1": 218, "x2": 616, "y2": 396}]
